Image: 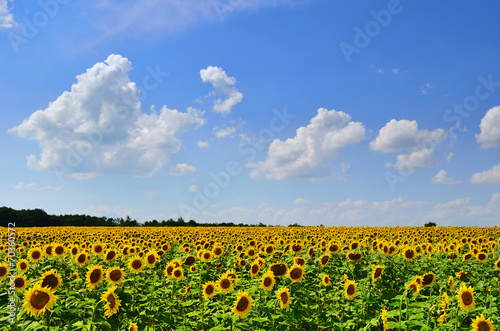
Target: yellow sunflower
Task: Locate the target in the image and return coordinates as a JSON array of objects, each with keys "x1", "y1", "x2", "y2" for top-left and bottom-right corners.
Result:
[
  {"x1": 16, "y1": 259, "x2": 30, "y2": 273},
  {"x1": 471, "y1": 314, "x2": 495, "y2": 331},
  {"x1": 86, "y1": 265, "x2": 105, "y2": 289},
  {"x1": 75, "y1": 252, "x2": 89, "y2": 266},
  {"x1": 402, "y1": 247, "x2": 416, "y2": 261},
  {"x1": 372, "y1": 265, "x2": 384, "y2": 283},
  {"x1": 318, "y1": 254, "x2": 330, "y2": 267},
  {"x1": 183, "y1": 255, "x2": 196, "y2": 267},
  {"x1": 39, "y1": 270, "x2": 62, "y2": 292},
  {"x1": 172, "y1": 267, "x2": 184, "y2": 280},
  {"x1": 448, "y1": 276, "x2": 454, "y2": 292},
  {"x1": 144, "y1": 250, "x2": 159, "y2": 267},
  {"x1": 276, "y1": 287, "x2": 291, "y2": 309},
  {"x1": 346, "y1": 252, "x2": 363, "y2": 262},
  {"x1": 421, "y1": 272, "x2": 435, "y2": 287},
  {"x1": 128, "y1": 322, "x2": 138, "y2": 331},
  {"x1": 106, "y1": 267, "x2": 125, "y2": 285},
  {"x1": 104, "y1": 249, "x2": 118, "y2": 263},
  {"x1": 494, "y1": 257, "x2": 500, "y2": 271},
  {"x1": 269, "y1": 263, "x2": 288, "y2": 277},
  {"x1": 202, "y1": 281, "x2": 217, "y2": 299},
  {"x1": 260, "y1": 271, "x2": 275, "y2": 291},
  {"x1": 249, "y1": 261, "x2": 260, "y2": 278},
  {"x1": 457, "y1": 284, "x2": 475, "y2": 311},
  {"x1": 101, "y1": 286, "x2": 121, "y2": 318},
  {"x1": 322, "y1": 274, "x2": 331, "y2": 287},
  {"x1": 23, "y1": 283, "x2": 58, "y2": 317},
  {"x1": 381, "y1": 309, "x2": 388, "y2": 331},
  {"x1": 27, "y1": 247, "x2": 43, "y2": 263},
  {"x1": 344, "y1": 280, "x2": 357, "y2": 300},
  {"x1": 13, "y1": 274, "x2": 28, "y2": 292},
  {"x1": 128, "y1": 257, "x2": 144, "y2": 274},
  {"x1": 218, "y1": 274, "x2": 234, "y2": 294},
  {"x1": 406, "y1": 281, "x2": 421, "y2": 296},
  {"x1": 231, "y1": 292, "x2": 252, "y2": 318},
  {"x1": 0, "y1": 262, "x2": 8, "y2": 280},
  {"x1": 288, "y1": 264, "x2": 305, "y2": 283}
]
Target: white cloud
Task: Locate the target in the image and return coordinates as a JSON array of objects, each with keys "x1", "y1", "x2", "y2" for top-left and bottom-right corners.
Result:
[
  {"x1": 392, "y1": 68, "x2": 399, "y2": 74},
  {"x1": 293, "y1": 198, "x2": 310, "y2": 205},
  {"x1": 432, "y1": 170, "x2": 461, "y2": 185},
  {"x1": 13, "y1": 182, "x2": 62, "y2": 191},
  {"x1": 200, "y1": 66, "x2": 243, "y2": 115},
  {"x1": 169, "y1": 163, "x2": 196, "y2": 176},
  {"x1": 370, "y1": 119, "x2": 448, "y2": 170},
  {"x1": 376, "y1": 68, "x2": 384, "y2": 74},
  {"x1": 90, "y1": 0, "x2": 304, "y2": 42},
  {"x1": 188, "y1": 184, "x2": 199, "y2": 192},
  {"x1": 9, "y1": 54, "x2": 205, "y2": 179},
  {"x1": 0, "y1": 0, "x2": 15, "y2": 28},
  {"x1": 476, "y1": 106, "x2": 500, "y2": 149},
  {"x1": 247, "y1": 108, "x2": 365, "y2": 180},
  {"x1": 470, "y1": 163, "x2": 500, "y2": 184},
  {"x1": 421, "y1": 83, "x2": 434, "y2": 95},
  {"x1": 445, "y1": 152, "x2": 454, "y2": 163},
  {"x1": 214, "y1": 126, "x2": 236, "y2": 138},
  {"x1": 197, "y1": 140, "x2": 210, "y2": 148}
]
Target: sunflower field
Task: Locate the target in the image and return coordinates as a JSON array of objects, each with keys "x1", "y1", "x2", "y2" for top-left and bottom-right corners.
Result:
[{"x1": 1, "y1": 226, "x2": 500, "y2": 331}]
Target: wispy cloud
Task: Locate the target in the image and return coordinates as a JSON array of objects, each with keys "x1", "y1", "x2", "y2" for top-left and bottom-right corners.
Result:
[{"x1": 13, "y1": 182, "x2": 62, "y2": 191}]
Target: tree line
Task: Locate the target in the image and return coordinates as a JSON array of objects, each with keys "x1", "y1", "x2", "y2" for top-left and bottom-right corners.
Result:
[{"x1": 0, "y1": 206, "x2": 272, "y2": 227}]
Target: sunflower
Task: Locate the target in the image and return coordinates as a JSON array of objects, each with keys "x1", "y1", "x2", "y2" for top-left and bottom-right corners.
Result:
[
  {"x1": 28, "y1": 247, "x2": 43, "y2": 263},
  {"x1": 270, "y1": 263, "x2": 288, "y2": 277},
  {"x1": 402, "y1": 247, "x2": 416, "y2": 261},
  {"x1": 17, "y1": 259, "x2": 30, "y2": 273},
  {"x1": 70, "y1": 246, "x2": 79, "y2": 256},
  {"x1": 471, "y1": 314, "x2": 495, "y2": 331},
  {"x1": 39, "y1": 270, "x2": 62, "y2": 291},
  {"x1": 106, "y1": 267, "x2": 125, "y2": 285},
  {"x1": 13, "y1": 274, "x2": 28, "y2": 292},
  {"x1": 75, "y1": 252, "x2": 89, "y2": 266},
  {"x1": 43, "y1": 244, "x2": 53, "y2": 257},
  {"x1": 421, "y1": 272, "x2": 435, "y2": 287},
  {"x1": 494, "y1": 257, "x2": 500, "y2": 271},
  {"x1": 92, "y1": 243, "x2": 105, "y2": 256},
  {"x1": 232, "y1": 292, "x2": 252, "y2": 317},
  {"x1": 260, "y1": 271, "x2": 275, "y2": 291},
  {"x1": 322, "y1": 274, "x2": 331, "y2": 287},
  {"x1": 104, "y1": 249, "x2": 118, "y2": 262},
  {"x1": 190, "y1": 265, "x2": 197, "y2": 273},
  {"x1": 183, "y1": 255, "x2": 196, "y2": 266},
  {"x1": 101, "y1": 286, "x2": 121, "y2": 318},
  {"x1": 276, "y1": 287, "x2": 291, "y2": 309},
  {"x1": 406, "y1": 281, "x2": 421, "y2": 296},
  {"x1": 439, "y1": 292, "x2": 450, "y2": 315},
  {"x1": 307, "y1": 246, "x2": 316, "y2": 258},
  {"x1": 202, "y1": 281, "x2": 217, "y2": 299},
  {"x1": 463, "y1": 252, "x2": 473, "y2": 261},
  {"x1": 291, "y1": 243, "x2": 303, "y2": 254},
  {"x1": 70, "y1": 272, "x2": 79, "y2": 281},
  {"x1": 288, "y1": 264, "x2": 305, "y2": 283},
  {"x1": 249, "y1": 261, "x2": 260, "y2": 277},
  {"x1": 319, "y1": 254, "x2": 330, "y2": 267},
  {"x1": 128, "y1": 257, "x2": 144, "y2": 274},
  {"x1": 164, "y1": 263, "x2": 175, "y2": 278},
  {"x1": 217, "y1": 274, "x2": 234, "y2": 293},
  {"x1": 86, "y1": 266, "x2": 104, "y2": 289},
  {"x1": 344, "y1": 280, "x2": 357, "y2": 300},
  {"x1": 172, "y1": 267, "x2": 184, "y2": 280},
  {"x1": 293, "y1": 257, "x2": 306, "y2": 266},
  {"x1": 476, "y1": 252, "x2": 488, "y2": 262},
  {"x1": 457, "y1": 284, "x2": 475, "y2": 311},
  {"x1": 371, "y1": 265, "x2": 384, "y2": 283},
  {"x1": 213, "y1": 246, "x2": 224, "y2": 257},
  {"x1": 456, "y1": 271, "x2": 467, "y2": 281},
  {"x1": 381, "y1": 309, "x2": 388, "y2": 331},
  {"x1": 128, "y1": 322, "x2": 138, "y2": 331},
  {"x1": 346, "y1": 252, "x2": 362, "y2": 262},
  {"x1": 144, "y1": 250, "x2": 159, "y2": 267},
  {"x1": 23, "y1": 283, "x2": 58, "y2": 317},
  {"x1": 448, "y1": 276, "x2": 454, "y2": 292},
  {"x1": 0, "y1": 262, "x2": 8, "y2": 280},
  {"x1": 53, "y1": 244, "x2": 66, "y2": 257}
]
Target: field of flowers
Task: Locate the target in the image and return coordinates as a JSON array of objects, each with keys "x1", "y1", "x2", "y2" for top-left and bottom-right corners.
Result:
[{"x1": 1, "y1": 226, "x2": 499, "y2": 330}]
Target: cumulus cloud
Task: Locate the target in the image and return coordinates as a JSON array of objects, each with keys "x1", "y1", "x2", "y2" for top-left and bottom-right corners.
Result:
[
  {"x1": 470, "y1": 163, "x2": 500, "y2": 184},
  {"x1": 169, "y1": 163, "x2": 196, "y2": 176},
  {"x1": 13, "y1": 182, "x2": 62, "y2": 191},
  {"x1": 370, "y1": 119, "x2": 448, "y2": 170},
  {"x1": 200, "y1": 66, "x2": 243, "y2": 115},
  {"x1": 197, "y1": 141, "x2": 210, "y2": 148},
  {"x1": 293, "y1": 198, "x2": 310, "y2": 205},
  {"x1": 9, "y1": 54, "x2": 205, "y2": 180},
  {"x1": 0, "y1": 0, "x2": 15, "y2": 28},
  {"x1": 247, "y1": 108, "x2": 365, "y2": 180},
  {"x1": 214, "y1": 126, "x2": 236, "y2": 138},
  {"x1": 476, "y1": 106, "x2": 500, "y2": 149},
  {"x1": 432, "y1": 170, "x2": 461, "y2": 185}
]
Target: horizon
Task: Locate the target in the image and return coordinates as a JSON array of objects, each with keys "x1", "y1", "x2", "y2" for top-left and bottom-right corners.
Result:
[{"x1": 1, "y1": 0, "x2": 500, "y2": 227}]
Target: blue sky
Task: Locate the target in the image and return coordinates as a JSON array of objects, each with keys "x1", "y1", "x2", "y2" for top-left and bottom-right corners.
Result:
[{"x1": 1, "y1": 0, "x2": 500, "y2": 226}]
